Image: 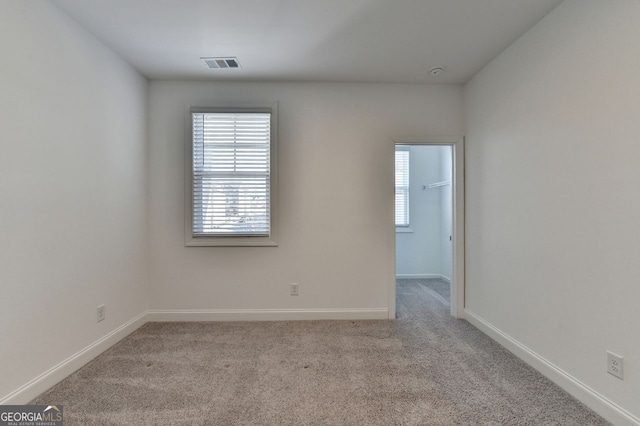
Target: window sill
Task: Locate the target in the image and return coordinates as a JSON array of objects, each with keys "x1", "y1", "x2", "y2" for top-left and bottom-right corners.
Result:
[
  {"x1": 395, "y1": 228, "x2": 414, "y2": 233},
  {"x1": 185, "y1": 236, "x2": 278, "y2": 247}
]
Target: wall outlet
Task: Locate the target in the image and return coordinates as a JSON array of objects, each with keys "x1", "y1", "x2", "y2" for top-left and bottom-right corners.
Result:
[
  {"x1": 97, "y1": 305, "x2": 106, "y2": 323},
  {"x1": 607, "y1": 351, "x2": 623, "y2": 380},
  {"x1": 290, "y1": 283, "x2": 299, "y2": 296}
]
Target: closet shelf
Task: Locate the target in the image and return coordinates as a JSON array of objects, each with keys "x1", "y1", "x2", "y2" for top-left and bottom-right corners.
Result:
[{"x1": 422, "y1": 180, "x2": 450, "y2": 190}]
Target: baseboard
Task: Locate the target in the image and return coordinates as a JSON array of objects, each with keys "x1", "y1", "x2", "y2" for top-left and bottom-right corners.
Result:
[
  {"x1": 0, "y1": 311, "x2": 147, "y2": 405},
  {"x1": 464, "y1": 310, "x2": 640, "y2": 426},
  {"x1": 396, "y1": 273, "x2": 450, "y2": 282},
  {"x1": 146, "y1": 308, "x2": 389, "y2": 322}
]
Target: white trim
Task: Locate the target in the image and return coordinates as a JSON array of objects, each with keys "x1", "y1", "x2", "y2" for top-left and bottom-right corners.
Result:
[
  {"x1": 146, "y1": 308, "x2": 389, "y2": 322},
  {"x1": 452, "y1": 137, "x2": 465, "y2": 318},
  {"x1": 389, "y1": 136, "x2": 465, "y2": 320},
  {"x1": 0, "y1": 312, "x2": 147, "y2": 405},
  {"x1": 465, "y1": 310, "x2": 640, "y2": 426},
  {"x1": 395, "y1": 227, "x2": 414, "y2": 233},
  {"x1": 396, "y1": 274, "x2": 450, "y2": 282}
]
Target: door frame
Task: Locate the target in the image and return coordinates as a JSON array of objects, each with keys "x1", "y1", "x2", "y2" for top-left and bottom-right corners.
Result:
[{"x1": 388, "y1": 136, "x2": 465, "y2": 319}]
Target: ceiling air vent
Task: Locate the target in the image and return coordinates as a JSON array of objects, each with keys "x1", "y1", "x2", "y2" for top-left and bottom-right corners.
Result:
[{"x1": 201, "y1": 57, "x2": 241, "y2": 69}]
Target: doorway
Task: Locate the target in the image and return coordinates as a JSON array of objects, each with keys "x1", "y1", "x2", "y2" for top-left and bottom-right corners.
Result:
[{"x1": 389, "y1": 138, "x2": 464, "y2": 319}]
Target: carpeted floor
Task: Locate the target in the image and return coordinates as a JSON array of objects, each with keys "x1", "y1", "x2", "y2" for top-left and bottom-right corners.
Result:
[{"x1": 32, "y1": 279, "x2": 608, "y2": 425}]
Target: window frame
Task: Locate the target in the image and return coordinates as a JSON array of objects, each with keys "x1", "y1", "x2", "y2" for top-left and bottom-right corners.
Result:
[
  {"x1": 184, "y1": 104, "x2": 278, "y2": 247},
  {"x1": 395, "y1": 146, "x2": 410, "y2": 228}
]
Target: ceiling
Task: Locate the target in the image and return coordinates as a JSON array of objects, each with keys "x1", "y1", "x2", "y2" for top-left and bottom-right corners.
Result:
[{"x1": 52, "y1": 0, "x2": 562, "y2": 84}]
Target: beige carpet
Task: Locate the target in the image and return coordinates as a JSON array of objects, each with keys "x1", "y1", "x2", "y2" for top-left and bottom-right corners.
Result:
[{"x1": 32, "y1": 279, "x2": 608, "y2": 425}]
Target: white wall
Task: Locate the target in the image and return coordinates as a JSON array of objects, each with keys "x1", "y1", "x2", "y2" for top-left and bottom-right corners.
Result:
[
  {"x1": 0, "y1": 1, "x2": 148, "y2": 401},
  {"x1": 149, "y1": 81, "x2": 462, "y2": 314},
  {"x1": 396, "y1": 145, "x2": 451, "y2": 278},
  {"x1": 464, "y1": 0, "x2": 640, "y2": 422}
]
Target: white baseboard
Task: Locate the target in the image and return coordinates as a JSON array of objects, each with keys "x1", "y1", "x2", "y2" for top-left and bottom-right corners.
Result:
[
  {"x1": 396, "y1": 273, "x2": 450, "y2": 282},
  {"x1": 464, "y1": 310, "x2": 640, "y2": 426},
  {"x1": 0, "y1": 311, "x2": 147, "y2": 405},
  {"x1": 146, "y1": 308, "x2": 389, "y2": 322}
]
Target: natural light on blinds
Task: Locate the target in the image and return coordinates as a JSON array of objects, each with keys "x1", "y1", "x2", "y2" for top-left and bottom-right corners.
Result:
[
  {"x1": 395, "y1": 149, "x2": 409, "y2": 227},
  {"x1": 192, "y1": 112, "x2": 271, "y2": 236}
]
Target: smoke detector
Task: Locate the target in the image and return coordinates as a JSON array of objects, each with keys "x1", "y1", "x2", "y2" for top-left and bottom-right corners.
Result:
[
  {"x1": 201, "y1": 57, "x2": 241, "y2": 69},
  {"x1": 429, "y1": 67, "x2": 443, "y2": 76}
]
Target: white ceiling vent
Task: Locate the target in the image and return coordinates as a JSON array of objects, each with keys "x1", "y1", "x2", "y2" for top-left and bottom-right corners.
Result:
[{"x1": 201, "y1": 57, "x2": 241, "y2": 69}]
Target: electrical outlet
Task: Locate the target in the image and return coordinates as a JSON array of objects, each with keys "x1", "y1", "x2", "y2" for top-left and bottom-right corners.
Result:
[
  {"x1": 97, "y1": 305, "x2": 106, "y2": 323},
  {"x1": 290, "y1": 283, "x2": 299, "y2": 296},
  {"x1": 607, "y1": 351, "x2": 623, "y2": 380}
]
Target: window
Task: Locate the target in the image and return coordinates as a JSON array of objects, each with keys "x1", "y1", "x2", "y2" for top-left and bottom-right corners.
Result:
[
  {"x1": 186, "y1": 106, "x2": 278, "y2": 246},
  {"x1": 395, "y1": 148, "x2": 409, "y2": 227}
]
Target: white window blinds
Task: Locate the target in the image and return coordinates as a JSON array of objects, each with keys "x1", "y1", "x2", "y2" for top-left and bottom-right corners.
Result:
[
  {"x1": 192, "y1": 112, "x2": 271, "y2": 236},
  {"x1": 395, "y1": 149, "x2": 409, "y2": 227}
]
